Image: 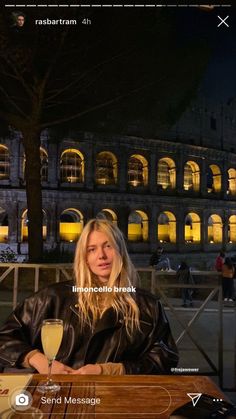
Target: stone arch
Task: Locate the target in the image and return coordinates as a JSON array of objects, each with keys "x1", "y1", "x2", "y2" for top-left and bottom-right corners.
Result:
[
  {"x1": 157, "y1": 157, "x2": 176, "y2": 190},
  {"x1": 207, "y1": 164, "x2": 221, "y2": 193},
  {"x1": 95, "y1": 151, "x2": 118, "y2": 185},
  {"x1": 59, "y1": 208, "x2": 84, "y2": 242},
  {"x1": 96, "y1": 209, "x2": 117, "y2": 224},
  {"x1": 228, "y1": 168, "x2": 236, "y2": 196},
  {"x1": 60, "y1": 148, "x2": 84, "y2": 183},
  {"x1": 157, "y1": 211, "x2": 176, "y2": 243},
  {"x1": 183, "y1": 160, "x2": 200, "y2": 191},
  {"x1": 184, "y1": 212, "x2": 201, "y2": 243},
  {"x1": 22, "y1": 147, "x2": 48, "y2": 182},
  {"x1": 128, "y1": 155, "x2": 148, "y2": 187},
  {"x1": 21, "y1": 209, "x2": 47, "y2": 242},
  {"x1": 228, "y1": 215, "x2": 236, "y2": 243},
  {"x1": 128, "y1": 210, "x2": 148, "y2": 242},
  {"x1": 208, "y1": 214, "x2": 223, "y2": 243},
  {"x1": 40, "y1": 147, "x2": 48, "y2": 182},
  {"x1": 0, "y1": 207, "x2": 8, "y2": 243},
  {"x1": 0, "y1": 144, "x2": 10, "y2": 180}
]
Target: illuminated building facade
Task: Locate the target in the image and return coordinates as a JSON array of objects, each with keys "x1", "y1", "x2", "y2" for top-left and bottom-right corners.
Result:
[{"x1": 0, "y1": 121, "x2": 236, "y2": 266}]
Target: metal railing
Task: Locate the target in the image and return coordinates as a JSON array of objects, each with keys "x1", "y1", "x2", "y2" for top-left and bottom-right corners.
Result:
[
  {"x1": 137, "y1": 268, "x2": 234, "y2": 390},
  {"x1": 0, "y1": 263, "x2": 73, "y2": 309}
]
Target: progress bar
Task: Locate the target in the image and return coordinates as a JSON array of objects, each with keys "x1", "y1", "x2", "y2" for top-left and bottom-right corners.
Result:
[{"x1": 4, "y1": 4, "x2": 232, "y2": 7}]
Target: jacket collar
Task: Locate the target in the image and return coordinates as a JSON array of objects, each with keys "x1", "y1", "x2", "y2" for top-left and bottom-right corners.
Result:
[
  {"x1": 70, "y1": 304, "x2": 121, "y2": 334},
  {"x1": 94, "y1": 307, "x2": 121, "y2": 334}
]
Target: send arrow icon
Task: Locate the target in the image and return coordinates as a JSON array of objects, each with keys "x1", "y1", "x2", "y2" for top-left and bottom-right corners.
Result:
[{"x1": 187, "y1": 393, "x2": 202, "y2": 407}]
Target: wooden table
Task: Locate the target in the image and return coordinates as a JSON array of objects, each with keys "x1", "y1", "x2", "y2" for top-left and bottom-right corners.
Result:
[{"x1": 19, "y1": 375, "x2": 226, "y2": 418}]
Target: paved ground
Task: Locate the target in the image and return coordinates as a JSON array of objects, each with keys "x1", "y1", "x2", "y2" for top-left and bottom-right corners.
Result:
[{"x1": 164, "y1": 297, "x2": 236, "y2": 402}]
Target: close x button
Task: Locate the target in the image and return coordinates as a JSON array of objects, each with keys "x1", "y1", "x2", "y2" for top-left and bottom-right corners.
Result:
[{"x1": 217, "y1": 15, "x2": 230, "y2": 28}]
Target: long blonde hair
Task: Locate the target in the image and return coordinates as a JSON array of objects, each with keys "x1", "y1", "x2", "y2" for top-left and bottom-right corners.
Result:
[{"x1": 74, "y1": 219, "x2": 140, "y2": 336}]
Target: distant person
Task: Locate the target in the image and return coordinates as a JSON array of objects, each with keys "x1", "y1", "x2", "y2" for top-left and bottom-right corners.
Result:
[
  {"x1": 176, "y1": 261, "x2": 195, "y2": 308},
  {"x1": 215, "y1": 251, "x2": 225, "y2": 272},
  {"x1": 222, "y1": 257, "x2": 235, "y2": 302},
  {"x1": 149, "y1": 246, "x2": 171, "y2": 271}
]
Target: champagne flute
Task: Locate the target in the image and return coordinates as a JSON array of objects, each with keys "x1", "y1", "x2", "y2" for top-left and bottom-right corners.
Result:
[{"x1": 37, "y1": 319, "x2": 63, "y2": 393}]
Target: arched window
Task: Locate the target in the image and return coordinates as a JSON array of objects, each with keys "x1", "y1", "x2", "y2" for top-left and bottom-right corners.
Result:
[
  {"x1": 228, "y1": 215, "x2": 236, "y2": 243},
  {"x1": 0, "y1": 208, "x2": 8, "y2": 243},
  {"x1": 208, "y1": 214, "x2": 222, "y2": 243},
  {"x1": 60, "y1": 209, "x2": 83, "y2": 242},
  {"x1": 183, "y1": 161, "x2": 200, "y2": 191},
  {"x1": 184, "y1": 213, "x2": 201, "y2": 243},
  {"x1": 0, "y1": 145, "x2": 10, "y2": 180},
  {"x1": 95, "y1": 152, "x2": 117, "y2": 185},
  {"x1": 60, "y1": 149, "x2": 84, "y2": 183},
  {"x1": 128, "y1": 155, "x2": 148, "y2": 187},
  {"x1": 157, "y1": 211, "x2": 176, "y2": 243},
  {"x1": 228, "y1": 168, "x2": 236, "y2": 196},
  {"x1": 96, "y1": 209, "x2": 117, "y2": 225},
  {"x1": 207, "y1": 165, "x2": 221, "y2": 193},
  {"x1": 128, "y1": 210, "x2": 148, "y2": 242},
  {"x1": 22, "y1": 147, "x2": 48, "y2": 183},
  {"x1": 157, "y1": 157, "x2": 176, "y2": 190},
  {"x1": 40, "y1": 147, "x2": 48, "y2": 182},
  {"x1": 21, "y1": 209, "x2": 47, "y2": 242}
]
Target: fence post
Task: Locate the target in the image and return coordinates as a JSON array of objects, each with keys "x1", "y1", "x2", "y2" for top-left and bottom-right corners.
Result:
[
  {"x1": 13, "y1": 266, "x2": 19, "y2": 309},
  {"x1": 35, "y1": 266, "x2": 39, "y2": 292}
]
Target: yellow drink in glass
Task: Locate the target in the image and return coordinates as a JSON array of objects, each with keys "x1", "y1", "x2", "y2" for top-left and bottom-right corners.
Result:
[
  {"x1": 41, "y1": 323, "x2": 63, "y2": 360},
  {"x1": 37, "y1": 319, "x2": 63, "y2": 394}
]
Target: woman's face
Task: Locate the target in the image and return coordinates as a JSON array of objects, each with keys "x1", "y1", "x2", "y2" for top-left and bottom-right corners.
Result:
[{"x1": 86, "y1": 230, "x2": 116, "y2": 283}]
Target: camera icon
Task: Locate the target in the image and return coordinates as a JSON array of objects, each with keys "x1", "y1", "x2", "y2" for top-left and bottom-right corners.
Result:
[{"x1": 15, "y1": 393, "x2": 29, "y2": 406}]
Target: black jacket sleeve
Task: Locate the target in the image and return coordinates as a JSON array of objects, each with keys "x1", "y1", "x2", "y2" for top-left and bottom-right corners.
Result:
[
  {"x1": 0, "y1": 293, "x2": 50, "y2": 368},
  {"x1": 122, "y1": 300, "x2": 179, "y2": 374}
]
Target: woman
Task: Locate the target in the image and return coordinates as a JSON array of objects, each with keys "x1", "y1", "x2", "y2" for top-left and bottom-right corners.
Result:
[
  {"x1": 0, "y1": 219, "x2": 178, "y2": 375},
  {"x1": 222, "y1": 257, "x2": 235, "y2": 302}
]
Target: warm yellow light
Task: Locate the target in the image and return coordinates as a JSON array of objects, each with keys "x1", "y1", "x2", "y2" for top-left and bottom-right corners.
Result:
[
  {"x1": 158, "y1": 225, "x2": 169, "y2": 242},
  {"x1": 0, "y1": 226, "x2": 8, "y2": 243},
  {"x1": 97, "y1": 178, "x2": 108, "y2": 185},
  {"x1": 22, "y1": 226, "x2": 47, "y2": 241},
  {"x1": 60, "y1": 222, "x2": 82, "y2": 242},
  {"x1": 130, "y1": 180, "x2": 140, "y2": 187},
  {"x1": 128, "y1": 223, "x2": 142, "y2": 241}
]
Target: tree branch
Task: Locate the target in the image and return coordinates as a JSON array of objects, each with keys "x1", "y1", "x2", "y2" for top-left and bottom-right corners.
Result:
[
  {"x1": 41, "y1": 77, "x2": 165, "y2": 129},
  {"x1": 0, "y1": 109, "x2": 25, "y2": 130},
  {"x1": 0, "y1": 86, "x2": 28, "y2": 118},
  {"x1": 45, "y1": 50, "x2": 131, "y2": 103},
  {"x1": 2, "y1": 56, "x2": 34, "y2": 99}
]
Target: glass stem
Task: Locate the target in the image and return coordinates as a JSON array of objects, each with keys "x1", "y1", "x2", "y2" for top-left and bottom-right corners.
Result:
[{"x1": 47, "y1": 359, "x2": 53, "y2": 385}]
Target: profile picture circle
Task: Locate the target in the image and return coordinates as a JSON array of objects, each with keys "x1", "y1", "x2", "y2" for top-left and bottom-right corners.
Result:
[{"x1": 11, "y1": 11, "x2": 26, "y2": 28}]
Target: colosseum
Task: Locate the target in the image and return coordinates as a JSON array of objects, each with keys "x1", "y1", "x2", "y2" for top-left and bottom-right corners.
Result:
[{"x1": 0, "y1": 90, "x2": 236, "y2": 269}]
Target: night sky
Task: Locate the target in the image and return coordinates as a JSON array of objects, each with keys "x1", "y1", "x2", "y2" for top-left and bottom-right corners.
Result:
[{"x1": 0, "y1": 5, "x2": 235, "y2": 132}]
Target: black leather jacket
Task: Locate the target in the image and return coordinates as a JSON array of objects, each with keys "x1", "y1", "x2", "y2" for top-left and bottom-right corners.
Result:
[{"x1": 0, "y1": 281, "x2": 178, "y2": 374}]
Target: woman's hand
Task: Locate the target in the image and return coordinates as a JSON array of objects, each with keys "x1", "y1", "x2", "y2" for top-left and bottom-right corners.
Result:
[
  {"x1": 71, "y1": 364, "x2": 102, "y2": 375},
  {"x1": 29, "y1": 352, "x2": 73, "y2": 374}
]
